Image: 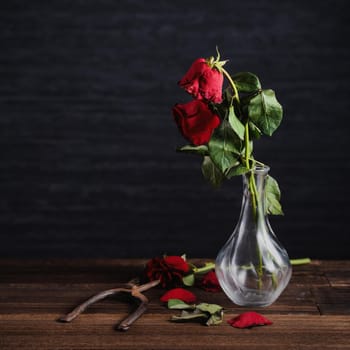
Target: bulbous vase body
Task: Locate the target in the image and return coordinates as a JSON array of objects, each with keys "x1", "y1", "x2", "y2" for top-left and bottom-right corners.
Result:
[{"x1": 215, "y1": 166, "x2": 292, "y2": 307}]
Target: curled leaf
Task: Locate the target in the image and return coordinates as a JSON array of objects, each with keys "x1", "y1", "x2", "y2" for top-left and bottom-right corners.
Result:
[
  {"x1": 265, "y1": 175, "x2": 283, "y2": 215},
  {"x1": 171, "y1": 309, "x2": 207, "y2": 322},
  {"x1": 170, "y1": 302, "x2": 224, "y2": 326},
  {"x1": 196, "y1": 303, "x2": 223, "y2": 315},
  {"x1": 182, "y1": 273, "x2": 195, "y2": 286}
]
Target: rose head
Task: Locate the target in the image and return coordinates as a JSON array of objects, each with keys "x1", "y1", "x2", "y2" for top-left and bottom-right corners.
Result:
[
  {"x1": 172, "y1": 100, "x2": 220, "y2": 145},
  {"x1": 144, "y1": 256, "x2": 190, "y2": 288},
  {"x1": 178, "y1": 58, "x2": 223, "y2": 103}
]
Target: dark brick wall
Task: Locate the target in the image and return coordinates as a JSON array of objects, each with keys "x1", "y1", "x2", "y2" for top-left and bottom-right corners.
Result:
[{"x1": 0, "y1": 0, "x2": 349, "y2": 258}]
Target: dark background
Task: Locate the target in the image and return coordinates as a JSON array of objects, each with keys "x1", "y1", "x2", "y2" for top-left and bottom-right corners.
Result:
[{"x1": 0, "y1": 0, "x2": 349, "y2": 259}]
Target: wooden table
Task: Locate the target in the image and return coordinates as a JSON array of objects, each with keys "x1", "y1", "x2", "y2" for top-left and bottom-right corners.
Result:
[{"x1": 0, "y1": 259, "x2": 349, "y2": 349}]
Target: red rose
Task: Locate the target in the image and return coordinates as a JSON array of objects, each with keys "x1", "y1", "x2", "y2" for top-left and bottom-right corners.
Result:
[
  {"x1": 172, "y1": 100, "x2": 220, "y2": 145},
  {"x1": 200, "y1": 271, "x2": 221, "y2": 292},
  {"x1": 144, "y1": 256, "x2": 190, "y2": 288},
  {"x1": 178, "y1": 58, "x2": 223, "y2": 103}
]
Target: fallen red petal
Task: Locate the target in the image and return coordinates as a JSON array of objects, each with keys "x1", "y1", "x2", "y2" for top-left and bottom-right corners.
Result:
[
  {"x1": 227, "y1": 312, "x2": 272, "y2": 329},
  {"x1": 160, "y1": 288, "x2": 197, "y2": 303},
  {"x1": 200, "y1": 271, "x2": 221, "y2": 292}
]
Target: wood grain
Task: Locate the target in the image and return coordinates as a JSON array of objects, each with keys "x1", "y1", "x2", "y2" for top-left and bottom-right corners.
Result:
[{"x1": 0, "y1": 259, "x2": 349, "y2": 349}]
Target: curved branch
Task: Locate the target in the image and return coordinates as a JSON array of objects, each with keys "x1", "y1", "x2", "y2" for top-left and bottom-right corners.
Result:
[{"x1": 57, "y1": 279, "x2": 161, "y2": 331}]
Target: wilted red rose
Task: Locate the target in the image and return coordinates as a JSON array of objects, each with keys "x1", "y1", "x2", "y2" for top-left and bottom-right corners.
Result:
[
  {"x1": 172, "y1": 100, "x2": 220, "y2": 145},
  {"x1": 160, "y1": 288, "x2": 197, "y2": 303},
  {"x1": 200, "y1": 271, "x2": 221, "y2": 292},
  {"x1": 227, "y1": 312, "x2": 272, "y2": 329},
  {"x1": 178, "y1": 58, "x2": 223, "y2": 103},
  {"x1": 144, "y1": 256, "x2": 190, "y2": 288}
]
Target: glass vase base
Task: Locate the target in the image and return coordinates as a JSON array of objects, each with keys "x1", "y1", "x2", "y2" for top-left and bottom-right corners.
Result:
[{"x1": 221, "y1": 288, "x2": 277, "y2": 307}]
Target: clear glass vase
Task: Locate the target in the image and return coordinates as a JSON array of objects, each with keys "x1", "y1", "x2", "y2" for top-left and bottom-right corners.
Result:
[{"x1": 215, "y1": 165, "x2": 292, "y2": 307}]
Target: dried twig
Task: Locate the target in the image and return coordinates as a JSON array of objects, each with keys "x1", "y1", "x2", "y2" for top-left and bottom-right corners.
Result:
[{"x1": 58, "y1": 279, "x2": 161, "y2": 330}]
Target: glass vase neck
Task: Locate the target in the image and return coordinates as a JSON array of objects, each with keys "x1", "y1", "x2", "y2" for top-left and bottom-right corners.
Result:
[{"x1": 241, "y1": 165, "x2": 270, "y2": 222}]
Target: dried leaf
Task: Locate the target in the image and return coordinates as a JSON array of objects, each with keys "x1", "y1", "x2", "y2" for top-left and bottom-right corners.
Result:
[{"x1": 171, "y1": 309, "x2": 207, "y2": 322}]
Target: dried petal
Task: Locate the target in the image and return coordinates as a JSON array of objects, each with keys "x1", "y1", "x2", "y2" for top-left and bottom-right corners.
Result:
[
  {"x1": 227, "y1": 312, "x2": 272, "y2": 328},
  {"x1": 160, "y1": 288, "x2": 197, "y2": 303},
  {"x1": 200, "y1": 271, "x2": 221, "y2": 292}
]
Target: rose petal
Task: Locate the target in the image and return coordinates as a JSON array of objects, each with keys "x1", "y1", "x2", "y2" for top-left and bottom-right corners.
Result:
[
  {"x1": 227, "y1": 312, "x2": 272, "y2": 329},
  {"x1": 200, "y1": 271, "x2": 221, "y2": 292},
  {"x1": 172, "y1": 100, "x2": 220, "y2": 146},
  {"x1": 164, "y1": 256, "x2": 190, "y2": 273},
  {"x1": 160, "y1": 288, "x2": 197, "y2": 303}
]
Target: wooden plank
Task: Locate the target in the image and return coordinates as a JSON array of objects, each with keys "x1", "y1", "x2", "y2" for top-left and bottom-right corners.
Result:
[
  {"x1": 1, "y1": 260, "x2": 350, "y2": 349},
  {"x1": 0, "y1": 315, "x2": 349, "y2": 350},
  {"x1": 313, "y1": 287, "x2": 350, "y2": 315}
]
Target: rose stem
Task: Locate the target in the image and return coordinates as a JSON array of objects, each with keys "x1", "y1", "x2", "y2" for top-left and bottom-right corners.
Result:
[
  {"x1": 222, "y1": 65, "x2": 263, "y2": 287},
  {"x1": 58, "y1": 279, "x2": 161, "y2": 330}
]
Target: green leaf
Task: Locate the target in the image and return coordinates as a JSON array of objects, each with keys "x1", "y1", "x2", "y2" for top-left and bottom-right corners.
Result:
[
  {"x1": 265, "y1": 175, "x2": 284, "y2": 215},
  {"x1": 248, "y1": 89, "x2": 283, "y2": 136},
  {"x1": 201, "y1": 156, "x2": 225, "y2": 188},
  {"x1": 171, "y1": 309, "x2": 207, "y2": 322},
  {"x1": 232, "y1": 72, "x2": 261, "y2": 93},
  {"x1": 228, "y1": 106, "x2": 245, "y2": 140},
  {"x1": 196, "y1": 303, "x2": 223, "y2": 315},
  {"x1": 206, "y1": 312, "x2": 223, "y2": 326},
  {"x1": 249, "y1": 121, "x2": 262, "y2": 139},
  {"x1": 196, "y1": 303, "x2": 224, "y2": 326},
  {"x1": 177, "y1": 144, "x2": 209, "y2": 156},
  {"x1": 226, "y1": 163, "x2": 249, "y2": 178},
  {"x1": 208, "y1": 120, "x2": 242, "y2": 174},
  {"x1": 167, "y1": 299, "x2": 196, "y2": 310},
  {"x1": 182, "y1": 273, "x2": 195, "y2": 287}
]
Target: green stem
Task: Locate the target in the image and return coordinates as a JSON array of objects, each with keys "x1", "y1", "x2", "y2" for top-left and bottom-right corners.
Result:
[
  {"x1": 222, "y1": 65, "x2": 262, "y2": 288},
  {"x1": 192, "y1": 262, "x2": 216, "y2": 274},
  {"x1": 244, "y1": 123, "x2": 250, "y2": 169},
  {"x1": 256, "y1": 246, "x2": 263, "y2": 289},
  {"x1": 290, "y1": 258, "x2": 311, "y2": 265},
  {"x1": 221, "y1": 68, "x2": 240, "y2": 104},
  {"x1": 249, "y1": 158, "x2": 266, "y2": 167}
]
